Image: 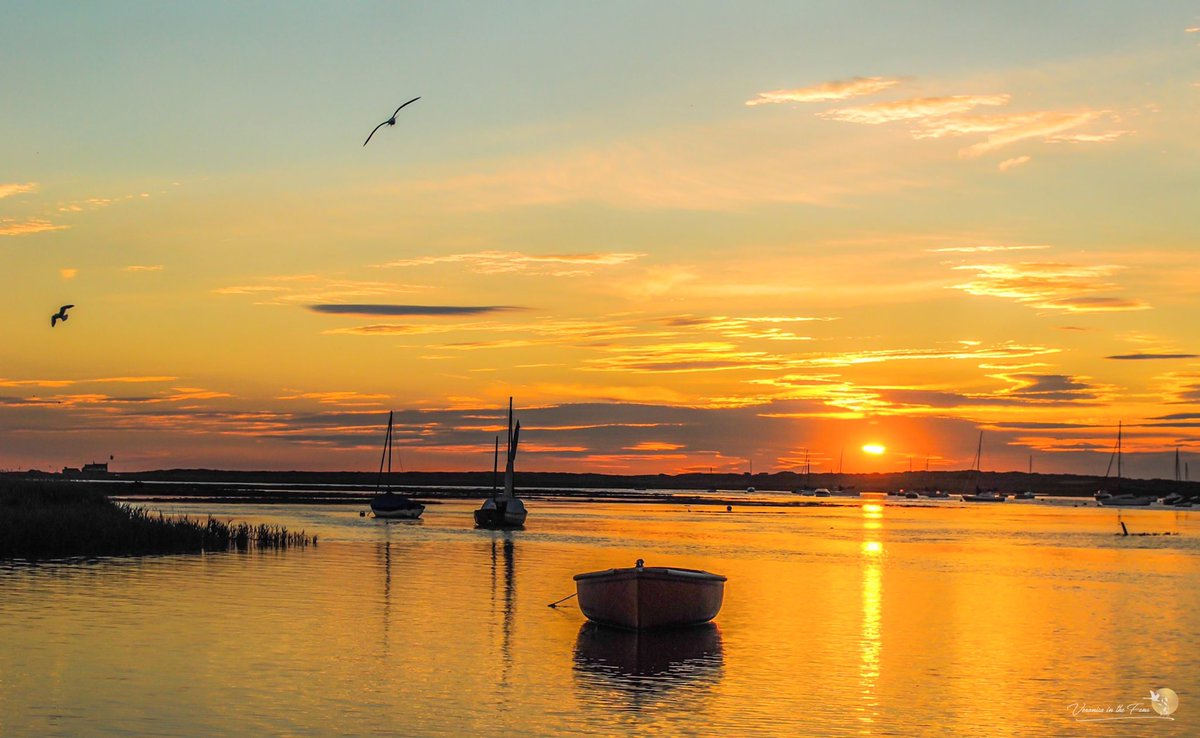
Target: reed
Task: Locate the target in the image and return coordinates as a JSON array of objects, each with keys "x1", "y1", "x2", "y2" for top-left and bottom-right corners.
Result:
[{"x1": 0, "y1": 479, "x2": 315, "y2": 559}]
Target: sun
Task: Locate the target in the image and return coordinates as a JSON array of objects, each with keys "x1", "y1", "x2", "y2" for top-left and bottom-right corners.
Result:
[{"x1": 862, "y1": 443, "x2": 886, "y2": 455}]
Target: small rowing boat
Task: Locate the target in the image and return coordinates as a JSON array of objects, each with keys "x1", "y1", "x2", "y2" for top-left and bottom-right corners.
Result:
[{"x1": 574, "y1": 559, "x2": 725, "y2": 630}]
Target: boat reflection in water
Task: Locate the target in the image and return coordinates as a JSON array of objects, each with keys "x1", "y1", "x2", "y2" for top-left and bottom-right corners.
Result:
[{"x1": 573, "y1": 621, "x2": 724, "y2": 705}]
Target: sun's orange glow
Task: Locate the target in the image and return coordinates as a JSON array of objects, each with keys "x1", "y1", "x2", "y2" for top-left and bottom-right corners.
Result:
[{"x1": 862, "y1": 444, "x2": 886, "y2": 455}]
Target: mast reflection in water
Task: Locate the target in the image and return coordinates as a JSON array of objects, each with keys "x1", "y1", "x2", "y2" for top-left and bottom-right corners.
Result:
[{"x1": 489, "y1": 530, "x2": 516, "y2": 685}]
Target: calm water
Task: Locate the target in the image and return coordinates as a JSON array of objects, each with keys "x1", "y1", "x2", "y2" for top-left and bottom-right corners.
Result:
[{"x1": 1, "y1": 497, "x2": 1197, "y2": 737}]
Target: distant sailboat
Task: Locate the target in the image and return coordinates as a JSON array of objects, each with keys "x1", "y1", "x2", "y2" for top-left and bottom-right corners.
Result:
[
  {"x1": 961, "y1": 431, "x2": 1005, "y2": 502},
  {"x1": 474, "y1": 398, "x2": 528, "y2": 528},
  {"x1": 369, "y1": 411, "x2": 425, "y2": 519},
  {"x1": 1097, "y1": 421, "x2": 1154, "y2": 507}
]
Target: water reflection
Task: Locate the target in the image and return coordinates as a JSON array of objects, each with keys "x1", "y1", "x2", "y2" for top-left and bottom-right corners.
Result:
[
  {"x1": 489, "y1": 531, "x2": 516, "y2": 684},
  {"x1": 859, "y1": 503, "x2": 883, "y2": 728},
  {"x1": 573, "y1": 622, "x2": 724, "y2": 708}
]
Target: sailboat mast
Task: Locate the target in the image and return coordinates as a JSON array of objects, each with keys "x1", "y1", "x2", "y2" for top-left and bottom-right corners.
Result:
[
  {"x1": 493, "y1": 435, "x2": 500, "y2": 493},
  {"x1": 502, "y1": 397, "x2": 517, "y2": 498},
  {"x1": 377, "y1": 411, "x2": 394, "y2": 492},
  {"x1": 1108, "y1": 422, "x2": 1118, "y2": 484}
]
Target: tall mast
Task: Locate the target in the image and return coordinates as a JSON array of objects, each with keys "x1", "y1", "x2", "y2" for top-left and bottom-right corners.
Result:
[
  {"x1": 377, "y1": 410, "x2": 394, "y2": 492},
  {"x1": 502, "y1": 397, "x2": 519, "y2": 498},
  {"x1": 493, "y1": 435, "x2": 500, "y2": 493},
  {"x1": 1108, "y1": 422, "x2": 1118, "y2": 484}
]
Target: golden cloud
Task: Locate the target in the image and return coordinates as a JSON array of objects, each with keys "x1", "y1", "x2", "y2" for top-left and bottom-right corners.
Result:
[
  {"x1": 998, "y1": 155, "x2": 1031, "y2": 172},
  {"x1": 746, "y1": 76, "x2": 902, "y2": 106},
  {"x1": 0, "y1": 183, "x2": 37, "y2": 199},
  {"x1": 819, "y1": 94, "x2": 1010, "y2": 124},
  {"x1": 374, "y1": 250, "x2": 644, "y2": 277},
  {"x1": 952, "y1": 262, "x2": 1150, "y2": 312},
  {"x1": 0, "y1": 218, "x2": 68, "y2": 237}
]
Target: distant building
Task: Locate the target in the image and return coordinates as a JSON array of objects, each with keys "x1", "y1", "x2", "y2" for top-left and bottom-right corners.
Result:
[{"x1": 82, "y1": 462, "x2": 109, "y2": 475}]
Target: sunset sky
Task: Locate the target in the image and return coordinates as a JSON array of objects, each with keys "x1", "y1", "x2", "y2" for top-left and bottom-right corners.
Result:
[{"x1": 2, "y1": 2, "x2": 1199, "y2": 477}]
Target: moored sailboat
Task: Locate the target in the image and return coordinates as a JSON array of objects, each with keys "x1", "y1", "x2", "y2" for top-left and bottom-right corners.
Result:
[
  {"x1": 961, "y1": 431, "x2": 1006, "y2": 502},
  {"x1": 1098, "y1": 421, "x2": 1155, "y2": 506},
  {"x1": 474, "y1": 398, "x2": 528, "y2": 528},
  {"x1": 369, "y1": 411, "x2": 425, "y2": 519}
]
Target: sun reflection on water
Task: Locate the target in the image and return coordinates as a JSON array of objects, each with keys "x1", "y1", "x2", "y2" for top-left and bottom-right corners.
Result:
[{"x1": 859, "y1": 503, "x2": 883, "y2": 730}]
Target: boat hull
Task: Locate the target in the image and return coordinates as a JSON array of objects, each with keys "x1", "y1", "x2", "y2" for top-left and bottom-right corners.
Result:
[
  {"x1": 474, "y1": 497, "x2": 527, "y2": 528},
  {"x1": 961, "y1": 494, "x2": 1006, "y2": 502},
  {"x1": 574, "y1": 565, "x2": 725, "y2": 630},
  {"x1": 1098, "y1": 495, "x2": 1156, "y2": 507},
  {"x1": 372, "y1": 505, "x2": 424, "y2": 519},
  {"x1": 370, "y1": 494, "x2": 425, "y2": 519}
]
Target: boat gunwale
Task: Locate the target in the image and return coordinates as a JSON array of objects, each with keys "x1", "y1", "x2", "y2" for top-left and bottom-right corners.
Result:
[{"x1": 573, "y1": 566, "x2": 726, "y2": 583}]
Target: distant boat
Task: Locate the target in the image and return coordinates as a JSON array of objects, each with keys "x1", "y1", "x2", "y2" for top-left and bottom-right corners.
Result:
[
  {"x1": 474, "y1": 398, "x2": 528, "y2": 529},
  {"x1": 792, "y1": 449, "x2": 816, "y2": 494},
  {"x1": 1013, "y1": 490, "x2": 1036, "y2": 500},
  {"x1": 961, "y1": 490, "x2": 1006, "y2": 503},
  {"x1": 904, "y1": 490, "x2": 919, "y2": 499},
  {"x1": 369, "y1": 411, "x2": 425, "y2": 519},
  {"x1": 814, "y1": 488, "x2": 831, "y2": 498},
  {"x1": 1097, "y1": 421, "x2": 1155, "y2": 507},
  {"x1": 574, "y1": 559, "x2": 726, "y2": 630},
  {"x1": 960, "y1": 431, "x2": 1005, "y2": 503}
]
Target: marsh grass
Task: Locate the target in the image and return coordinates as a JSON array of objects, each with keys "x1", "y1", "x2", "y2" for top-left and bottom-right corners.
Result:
[{"x1": 0, "y1": 480, "x2": 316, "y2": 559}]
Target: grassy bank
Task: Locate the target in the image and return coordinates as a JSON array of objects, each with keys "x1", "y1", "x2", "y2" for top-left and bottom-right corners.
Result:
[{"x1": 0, "y1": 480, "x2": 315, "y2": 559}]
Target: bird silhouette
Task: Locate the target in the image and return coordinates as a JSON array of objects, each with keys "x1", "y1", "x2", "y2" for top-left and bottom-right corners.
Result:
[
  {"x1": 50, "y1": 304, "x2": 74, "y2": 327},
  {"x1": 363, "y1": 97, "x2": 420, "y2": 146}
]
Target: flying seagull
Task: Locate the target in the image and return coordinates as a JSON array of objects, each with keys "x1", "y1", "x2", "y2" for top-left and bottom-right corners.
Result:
[
  {"x1": 363, "y1": 97, "x2": 420, "y2": 146},
  {"x1": 51, "y1": 304, "x2": 74, "y2": 327}
]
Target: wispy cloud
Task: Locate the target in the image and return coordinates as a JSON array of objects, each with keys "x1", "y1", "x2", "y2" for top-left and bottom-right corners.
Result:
[
  {"x1": 0, "y1": 183, "x2": 37, "y2": 199},
  {"x1": 55, "y1": 192, "x2": 150, "y2": 213},
  {"x1": 277, "y1": 390, "x2": 391, "y2": 407},
  {"x1": 0, "y1": 375, "x2": 177, "y2": 388},
  {"x1": 122, "y1": 265, "x2": 164, "y2": 272},
  {"x1": 373, "y1": 250, "x2": 643, "y2": 277},
  {"x1": 0, "y1": 218, "x2": 68, "y2": 237},
  {"x1": 215, "y1": 274, "x2": 430, "y2": 305},
  {"x1": 920, "y1": 110, "x2": 1124, "y2": 158},
  {"x1": 1047, "y1": 130, "x2": 1133, "y2": 144},
  {"x1": 820, "y1": 94, "x2": 1010, "y2": 124},
  {"x1": 990, "y1": 372, "x2": 1109, "y2": 404},
  {"x1": 1106, "y1": 353, "x2": 1199, "y2": 360},
  {"x1": 998, "y1": 155, "x2": 1031, "y2": 172},
  {"x1": 746, "y1": 76, "x2": 902, "y2": 106},
  {"x1": 766, "y1": 75, "x2": 1132, "y2": 159},
  {"x1": 59, "y1": 268, "x2": 78, "y2": 281},
  {"x1": 308, "y1": 304, "x2": 528, "y2": 317},
  {"x1": 788, "y1": 342, "x2": 1059, "y2": 368},
  {"x1": 952, "y1": 262, "x2": 1150, "y2": 312},
  {"x1": 928, "y1": 243, "x2": 1047, "y2": 253}
]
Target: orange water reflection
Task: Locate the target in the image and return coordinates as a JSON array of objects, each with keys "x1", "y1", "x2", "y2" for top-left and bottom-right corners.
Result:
[{"x1": 0, "y1": 499, "x2": 1195, "y2": 736}]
